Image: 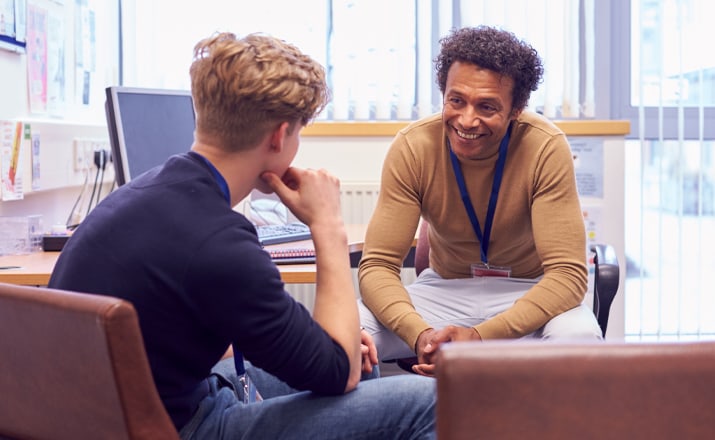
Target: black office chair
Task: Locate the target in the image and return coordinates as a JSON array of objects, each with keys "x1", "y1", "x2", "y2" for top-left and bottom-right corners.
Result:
[{"x1": 354, "y1": 220, "x2": 621, "y2": 373}]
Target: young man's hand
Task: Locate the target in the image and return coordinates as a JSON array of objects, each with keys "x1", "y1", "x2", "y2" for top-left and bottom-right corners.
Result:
[
  {"x1": 360, "y1": 329, "x2": 379, "y2": 374},
  {"x1": 261, "y1": 167, "x2": 342, "y2": 229}
]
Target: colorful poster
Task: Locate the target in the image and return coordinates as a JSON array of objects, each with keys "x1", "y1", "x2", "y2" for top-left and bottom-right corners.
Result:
[
  {"x1": 1, "y1": 120, "x2": 24, "y2": 201},
  {"x1": 26, "y1": 3, "x2": 48, "y2": 114}
]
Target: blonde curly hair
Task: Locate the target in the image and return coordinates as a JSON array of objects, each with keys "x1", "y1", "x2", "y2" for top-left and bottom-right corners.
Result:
[{"x1": 190, "y1": 32, "x2": 330, "y2": 151}]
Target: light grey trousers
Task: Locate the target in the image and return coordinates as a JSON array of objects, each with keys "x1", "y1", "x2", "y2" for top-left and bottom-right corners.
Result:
[{"x1": 358, "y1": 268, "x2": 603, "y2": 361}]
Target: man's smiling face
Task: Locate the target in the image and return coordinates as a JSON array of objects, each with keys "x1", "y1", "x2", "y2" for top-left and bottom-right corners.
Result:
[{"x1": 442, "y1": 61, "x2": 520, "y2": 160}]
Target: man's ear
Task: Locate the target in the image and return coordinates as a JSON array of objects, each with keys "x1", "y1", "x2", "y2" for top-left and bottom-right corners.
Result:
[
  {"x1": 268, "y1": 121, "x2": 291, "y2": 152},
  {"x1": 509, "y1": 107, "x2": 523, "y2": 120}
]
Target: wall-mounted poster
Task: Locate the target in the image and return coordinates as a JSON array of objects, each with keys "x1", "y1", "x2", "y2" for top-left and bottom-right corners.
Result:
[
  {"x1": 571, "y1": 137, "x2": 604, "y2": 199},
  {"x1": 1, "y1": 120, "x2": 25, "y2": 201},
  {"x1": 26, "y1": 3, "x2": 48, "y2": 114}
]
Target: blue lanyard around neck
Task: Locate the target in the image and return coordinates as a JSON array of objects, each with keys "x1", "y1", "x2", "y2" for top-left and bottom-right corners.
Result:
[
  {"x1": 190, "y1": 151, "x2": 231, "y2": 205},
  {"x1": 189, "y1": 152, "x2": 245, "y2": 373},
  {"x1": 448, "y1": 123, "x2": 512, "y2": 265}
]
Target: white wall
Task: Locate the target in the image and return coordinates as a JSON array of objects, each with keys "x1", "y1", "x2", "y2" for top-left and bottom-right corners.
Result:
[
  {"x1": 0, "y1": 0, "x2": 117, "y2": 225},
  {"x1": 294, "y1": 136, "x2": 390, "y2": 183}
]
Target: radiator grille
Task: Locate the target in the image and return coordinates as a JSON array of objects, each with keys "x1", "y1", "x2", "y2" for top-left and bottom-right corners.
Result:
[{"x1": 339, "y1": 182, "x2": 381, "y2": 224}]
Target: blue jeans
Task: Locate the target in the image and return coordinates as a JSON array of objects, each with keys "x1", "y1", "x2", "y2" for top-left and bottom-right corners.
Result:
[{"x1": 179, "y1": 358, "x2": 436, "y2": 439}]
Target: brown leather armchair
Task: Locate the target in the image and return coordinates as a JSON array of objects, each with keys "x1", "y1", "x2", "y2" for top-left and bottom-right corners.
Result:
[
  {"x1": 436, "y1": 340, "x2": 715, "y2": 440},
  {"x1": 0, "y1": 282, "x2": 179, "y2": 440}
]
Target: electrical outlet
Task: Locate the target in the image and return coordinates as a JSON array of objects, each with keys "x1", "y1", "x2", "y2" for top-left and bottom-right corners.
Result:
[
  {"x1": 74, "y1": 138, "x2": 111, "y2": 170},
  {"x1": 73, "y1": 138, "x2": 94, "y2": 170}
]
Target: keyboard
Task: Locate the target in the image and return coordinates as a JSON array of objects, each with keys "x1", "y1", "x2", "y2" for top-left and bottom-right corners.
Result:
[{"x1": 256, "y1": 222, "x2": 312, "y2": 245}]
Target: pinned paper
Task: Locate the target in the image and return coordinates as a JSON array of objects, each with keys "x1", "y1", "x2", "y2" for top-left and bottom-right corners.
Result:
[{"x1": 1, "y1": 120, "x2": 25, "y2": 201}]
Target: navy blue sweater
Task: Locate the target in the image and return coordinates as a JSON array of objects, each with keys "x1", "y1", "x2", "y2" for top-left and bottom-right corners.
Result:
[{"x1": 49, "y1": 152, "x2": 349, "y2": 429}]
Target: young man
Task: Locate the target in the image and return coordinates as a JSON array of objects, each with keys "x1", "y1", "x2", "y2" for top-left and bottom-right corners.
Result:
[
  {"x1": 49, "y1": 32, "x2": 435, "y2": 439},
  {"x1": 358, "y1": 26, "x2": 603, "y2": 376}
]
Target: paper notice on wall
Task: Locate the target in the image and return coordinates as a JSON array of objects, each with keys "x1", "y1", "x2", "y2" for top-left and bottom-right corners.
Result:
[
  {"x1": 582, "y1": 205, "x2": 602, "y2": 247},
  {"x1": 31, "y1": 130, "x2": 40, "y2": 190},
  {"x1": 571, "y1": 137, "x2": 604, "y2": 199},
  {"x1": 26, "y1": 3, "x2": 48, "y2": 114},
  {"x1": 47, "y1": 13, "x2": 66, "y2": 116},
  {"x1": 582, "y1": 205, "x2": 603, "y2": 300},
  {"x1": 1, "y1": 120, "x2": 25, "y2": 200},
  {"x1": 0, "y1": 0, "x2": 16, "y2": 38}
]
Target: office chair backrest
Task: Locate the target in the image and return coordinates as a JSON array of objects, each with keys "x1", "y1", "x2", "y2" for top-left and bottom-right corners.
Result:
[
  {"x1": 437, "y1": 340, "x2": 715, "y2": 440},
  {"x1": 0, "y1": 282, "x2": 179, "y2": 440},
  {"x1": 590, "y1": 243, "x2": 619, "y2": 335}
]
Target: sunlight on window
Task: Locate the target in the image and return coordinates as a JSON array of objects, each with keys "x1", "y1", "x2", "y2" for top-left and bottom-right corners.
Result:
[
  {"x1": 328, "y1": 0, "x2": 415, "y2": 120},
  {"x1": 123, "y1": 0, "x2": 591, "y2": 121},
  {"x1": 632, "y1": 0, "x2": 715, "y2": 106},
  {"x1": 625, "y1": 140, "x2": 715, "y2": 340},
  {"x1": 126, "y1": 0, "x2": 328, "y2": 90}
]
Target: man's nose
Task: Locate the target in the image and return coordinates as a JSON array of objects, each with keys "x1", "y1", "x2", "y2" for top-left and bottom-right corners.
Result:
[{"x1": 459, "y1": 107, "x2": 481, "y2": 129}]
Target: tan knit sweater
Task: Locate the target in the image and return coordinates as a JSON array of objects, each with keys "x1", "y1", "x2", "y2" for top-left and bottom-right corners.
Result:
[{"x1": 358, "y1": 111, "x2": 588, "y2": 350}]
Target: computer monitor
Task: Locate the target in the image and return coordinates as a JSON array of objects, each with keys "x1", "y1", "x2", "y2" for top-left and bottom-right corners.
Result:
[{"x1": 105, "y1": 86, "x2": 196, "y2": 186}]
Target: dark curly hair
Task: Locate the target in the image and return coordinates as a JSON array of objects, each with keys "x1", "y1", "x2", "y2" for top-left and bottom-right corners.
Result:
[{"x1": 435, "y1": 26, "x2": 544, "y2": 113}]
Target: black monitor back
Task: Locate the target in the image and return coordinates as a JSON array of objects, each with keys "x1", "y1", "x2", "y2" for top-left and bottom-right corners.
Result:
[{"x1": 105, "y1": 86, "x2": 196, "y2": 186}]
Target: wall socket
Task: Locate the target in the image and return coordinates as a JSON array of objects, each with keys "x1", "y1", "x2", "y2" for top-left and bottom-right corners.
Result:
[{"x1": 74, "y1": 138, "x2": 111, "y2": 170}]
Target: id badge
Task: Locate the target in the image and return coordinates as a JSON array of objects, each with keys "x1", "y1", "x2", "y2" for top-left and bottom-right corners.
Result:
[
  {"x1": 471, "y1": 262, "x2": 511, "y2": 278},
  {"x1": 239, "y1": 374, "x2": 263, "y2": 404}
]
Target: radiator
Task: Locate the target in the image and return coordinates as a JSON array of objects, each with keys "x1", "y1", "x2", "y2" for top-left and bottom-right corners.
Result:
[
  {"x1": 339, "y1": 182, "x2": 381, "y2": 224},
  {"x1": 286, "y1": 182, "x2": 416, "y2": 311}
]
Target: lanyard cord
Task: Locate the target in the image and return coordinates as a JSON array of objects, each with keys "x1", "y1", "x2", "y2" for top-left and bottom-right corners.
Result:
[
  {"x1": 189, "y1": 151, "x2": 246, "y2": 374},
  {"x1": 448, "y1": 123, "x2": 512, "y2": 265},
  {"x1": 190, "y1": 151, "x2": 231, "y2": 205}
]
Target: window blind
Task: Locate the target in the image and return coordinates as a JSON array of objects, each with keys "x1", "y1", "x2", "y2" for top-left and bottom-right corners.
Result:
[{"x1": 625, "y1": 0, "x2": 715, "y2": 341}]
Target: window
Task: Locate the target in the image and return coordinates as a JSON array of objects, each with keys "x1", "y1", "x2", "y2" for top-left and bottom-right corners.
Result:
[
  {"x1": 612, "y1": 0, "x2": 715, "y2": 139},
  {"x1": 613, "y1": 0, "x2": 715, "y2": 341},
  {"x1": 120, "y1": 0, "x2": 593, "y2": 121}
]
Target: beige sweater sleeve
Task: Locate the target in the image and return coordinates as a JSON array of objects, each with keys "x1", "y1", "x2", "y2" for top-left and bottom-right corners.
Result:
[{"x1": 358, "y1": 127, "x2": 430, "y2": 351}]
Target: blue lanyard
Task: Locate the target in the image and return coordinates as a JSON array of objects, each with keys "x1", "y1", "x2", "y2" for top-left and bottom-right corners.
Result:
[
  {"x1": 448, "y1": 123, "x2": 512, "y2": 265},
  {"x1": 189, "y1": 152, "x2": 246, "y2": 374},
  {"x1": 190, "y1": 151, "x2": 231, "y2": 205}
]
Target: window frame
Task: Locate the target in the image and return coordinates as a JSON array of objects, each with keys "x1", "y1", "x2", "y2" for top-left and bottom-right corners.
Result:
[{"x1": 608, "y1": 0, "x2": 715, "y2": 140}]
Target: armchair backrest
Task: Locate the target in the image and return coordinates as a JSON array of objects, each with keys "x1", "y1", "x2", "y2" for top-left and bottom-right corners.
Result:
[
  {"x1": 436, "y1": 340, "x2": 715, "y2": 440},
  {"x1": 0, "y1": 282, "x2": 179, "y2": 440}
]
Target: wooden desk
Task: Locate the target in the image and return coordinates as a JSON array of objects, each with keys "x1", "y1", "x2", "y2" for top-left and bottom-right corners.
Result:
[
  {"x1": 0, "y1": 252, "x2": 59, "y2": 286},
  {"x1": 0, "y1": 225, "x2": 370, "y2": 286}
]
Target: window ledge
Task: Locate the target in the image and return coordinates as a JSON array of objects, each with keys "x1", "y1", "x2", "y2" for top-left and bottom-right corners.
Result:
[{"x1": 302, "y1": 120, "x2": 631, "y2": 137}]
